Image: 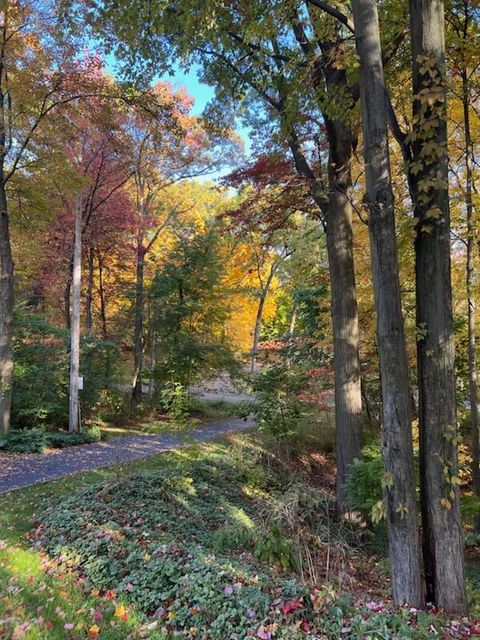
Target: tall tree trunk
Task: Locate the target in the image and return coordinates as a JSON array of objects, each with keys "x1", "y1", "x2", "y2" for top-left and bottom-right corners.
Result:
[
  {"x1": 131, "y1": 231, "x2": 145, "y2": 405},
  {"x1": 148, "y1": 330, "x2": 156, "y2": 398},
  {"x1": 352, "y1": 0, "x2": 423, "y2": 606},
  {"x1": 462, "y1": 67, "x2": 480, "y2": 530},
  {"x1": 323, "y1": 117, "x2": 363, "y2": 512},
  {"x1": 69, "y1": 195, "x2": 82, "y2": 433},
  {"x1": 64, "y1": 256, "x2": 73, "y2": 330},
  {"x1": 97, "y1": 250, "x2": 108, "y2": 340},
  {"x1": 85, "y1": 246, "x2": 94, "y2": 334},
  {"x1": 410, "y1": 0, "x2": 467, "y2": 613},
  {"x1": 251, "y1": 262, "x2": 277, "y2": 373},
  {"x1": 281, "y1": 21, "x2": 364, "y2": 512},
  {"x1": 0, "y1": 179, "x2": 13, "y2": 433}
]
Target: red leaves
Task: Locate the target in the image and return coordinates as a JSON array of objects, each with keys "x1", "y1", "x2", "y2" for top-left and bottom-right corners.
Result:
[
  {"x1": 220, "y1": 154, "x2": 313, "y2": 236},
  {"x1": 280, "y1": 598, "x2": 303, "y2": 615},
  {"x1": 299, "y1": 618, "x2": 311, "y2": 633}
]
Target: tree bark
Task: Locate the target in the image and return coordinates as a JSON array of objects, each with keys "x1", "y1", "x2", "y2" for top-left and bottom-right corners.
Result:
[
  {"x1": 97, "y1": 250, "x2": 108, "y2": 340},
  {"x1": 0, "y1": 179, "x2": 13, "y2": 433},
  {"x1": 69, "y1": 195, "x2": 82, "y2": 433},
  {"x1": 323, "y1": 115, "x2": 363, "y2": 512},
  {"x1": 251, "y1": 262, "x2": 277, "y2": 373},
  {"x1": 85, "y1": 246, "x2": 94, "y2": 334},
  {"x1": 64, "y1": 255, "x2": 73, "y2": 330},
  {"x1": 461, "y1": 66, "x2": 480, "y2": 530},
  {"x1": 131, "y1": 230, "x2": 145, "y2": 405},
  {"x1": 410, "y1": 0, "x2": 467, "y2": 613},
  {"x1": 351, "y1": 0, "x2": 423, "y2": 606}
]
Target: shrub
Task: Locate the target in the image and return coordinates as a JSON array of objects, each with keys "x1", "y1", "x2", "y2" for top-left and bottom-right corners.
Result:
[
  {"x1": 0, "y1": 427, "x2": 103, "y2": 454},
  {"x1": 344, "y1": 443, "x2": 384, "y2": 522},
  {"x1": 46, "y1": 426, "x2": 102, "y2": 448},
  {"x1": 12, "y1": 312, "x2": 122, "y2": 429},
  {"x1": 250, "y1": 365, "x2": 312, "y2": 441},
  {"x1": 0, "y1": 428, "x2": 46, "y2": 453},
  {"x1": 160, "y1": 380, "x2": 190, "y2": 422}
]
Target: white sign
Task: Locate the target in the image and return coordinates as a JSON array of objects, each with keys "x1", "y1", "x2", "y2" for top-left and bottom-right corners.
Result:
[{"x1": 78, "y1": 376, "x2": 84, "y2": 390}]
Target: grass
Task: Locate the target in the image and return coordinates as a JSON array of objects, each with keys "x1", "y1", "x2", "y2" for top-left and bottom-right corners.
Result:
[{"x1": 0, "y1": 460, "x2": 164, "y2": 639}]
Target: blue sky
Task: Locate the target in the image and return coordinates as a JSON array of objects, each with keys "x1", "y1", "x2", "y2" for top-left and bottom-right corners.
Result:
[
  {"x1": 159, "y1": 63, "x2": 253, "y2": 180},
  {"x1": 102, "y1": 52, "x2": 252, "y2": 179},
  {"x1": 160, "y1": 65, "x2": 215, "y2": 116}
]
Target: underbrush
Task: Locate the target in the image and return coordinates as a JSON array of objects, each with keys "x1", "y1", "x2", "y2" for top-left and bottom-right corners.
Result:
[
  {"x1": 31, "y1": 437, "x2": 478, "y2": 639},
  {"x1": 0, "y1": 426, "x2": 102, "y2": 454}
]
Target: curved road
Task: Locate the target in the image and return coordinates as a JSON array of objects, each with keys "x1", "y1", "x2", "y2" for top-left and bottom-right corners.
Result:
[{"x1": 0, "y1": 418, "x2": 255, "y2": 494}]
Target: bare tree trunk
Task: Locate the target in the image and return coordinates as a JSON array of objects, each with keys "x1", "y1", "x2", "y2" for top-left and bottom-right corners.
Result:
[
  {"x1": 410, "y1": 0, "x2": 467, "y2": 613},
  {"x1": 97, "y1": 250, "x2": 108, "y2": 340},
  {"x1": 148, "y1": 330, "x2": 156, "y2": 398},
  {"x1": 131, "y1": 231, "x2": 145, "y2": 405},
  {"x1": 461, "y1": 66, "x2": 480, "y2": 531},
  {"x1": 64, "y1": 255, "x2": 73, "y2": 330},
  {"x1": 85, "y1": 246, "x2": 94, "y2": 334},
  {"x1": 352, "y1": 0, "x2": 423, "y2": 606},
  {"x1": 0, "y1": 179, "x2": 13, "y2": 433},
  {"x1": 69, "y1": 195, "x2": 82, "y2": 433},
  {"x1": 278, "y1": 20, "x2": 364, "y2": 512},
  {"x1": 323, "y1": 116, "x2": 363, "y2": 513},
  {"x1": 251, "y1": 262, "x2": 277, "y2": 373}
]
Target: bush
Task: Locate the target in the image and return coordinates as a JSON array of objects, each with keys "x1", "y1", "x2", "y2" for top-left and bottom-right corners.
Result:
[
  {"x1": 12, "y1": 314, "x2": 69, "y2": 428},
  {"x1": 46, "y1": 426, "x2": 102, "y2": 448},
  {"x1": 160, "y1": 380, "x2": 190, "y2": 422},
  {"x1": 0, "y1": 427, "x2": 103, "y2": 454},
  {"x1": 344, "y1": 444, "x2": 384, "y2": 522},
  {"x1": 12, "y1": 312, "x2": 122, "y2": 429},
  {"x1": 0, "y1": 428, "x2": 46, "y2": 453},
  {"x1": 250, "y1": 365, "x2": 312, "y2": 441}
]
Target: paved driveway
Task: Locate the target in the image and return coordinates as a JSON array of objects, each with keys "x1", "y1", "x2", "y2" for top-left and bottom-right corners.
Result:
[{"x1": 0, "y1": 418, "x2": 254, "y2": 494}]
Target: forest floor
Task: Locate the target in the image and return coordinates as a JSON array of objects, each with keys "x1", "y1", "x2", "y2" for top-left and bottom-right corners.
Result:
[
  {"x1": 0, "y1": 426, "x2": 480, "y2": 639},
  {"x1": 0, "y1": 416, "x2": 255, "y2": 493}
]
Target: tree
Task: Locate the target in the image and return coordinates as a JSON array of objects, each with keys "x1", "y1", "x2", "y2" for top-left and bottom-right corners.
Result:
[
  {"x1": 0, "y1": 1, "x2": 107, "y2": 432},
  {"x1": 447, "y1": 0, "x2": 480, "y2": 532},
  {"x1": 77, "y1": 0, "x2": 366, "y2": 512},
  {"x1": 351, "y1": 0, "x2": 423, "y2": 607},
  {"x1": 149, "y1": 225, "x2": 236, "y2": 386},
  {"x1": 124, "y1": 84, "x2": 219, "y2": 405},
  {"x1": 409, "y1": 0, "x2": 467, "y2": 613}
]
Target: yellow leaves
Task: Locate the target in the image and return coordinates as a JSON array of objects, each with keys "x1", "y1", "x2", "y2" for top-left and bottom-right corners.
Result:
[
  {"x1": 114, "y1": 603, "x2": 128, "y2": 622},
  {"x1": 371, "y1": 499, "x2": 386, "y2": 524},
  {"x1": 440, "y1": 498, "x2": 452, "y2": 511},
  {"x1": 409, "y1": 161, "x2": 423, "y2": 176},
  {"x1": 425, "y1": 206, "x2": 442, "y2": 220},
  {"x1": 381, "y1": 471, "x2": 394, "y2": 490},
  {"x1": 419, "y1": 140, "x2": 447, "y2": 160},
  {"x1": 395, "y1": 503, "x2": 409, "y2": 519}
]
